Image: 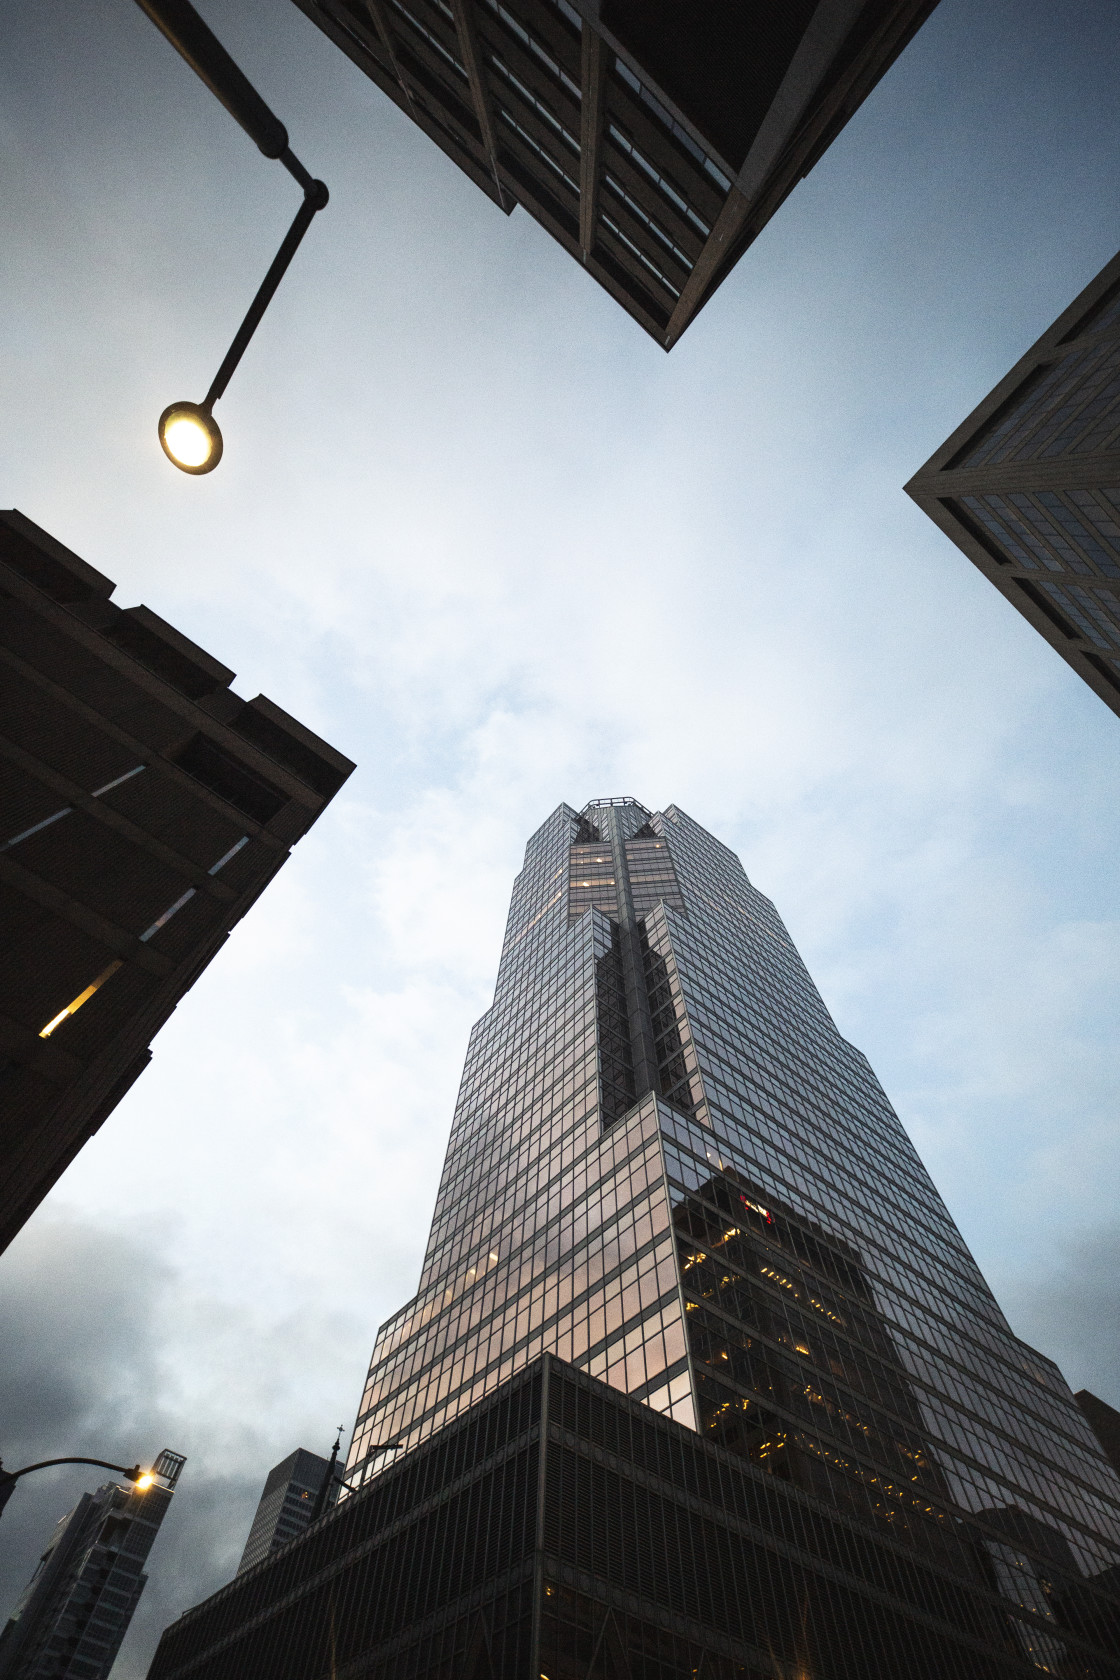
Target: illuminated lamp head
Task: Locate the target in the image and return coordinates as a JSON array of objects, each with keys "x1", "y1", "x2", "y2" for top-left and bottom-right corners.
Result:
[
  {"x1": 133, "y1": 1472, "x2": 156, "y2": 1490},
  {"x1": 158, "y1": 401, "x2": 223, "y2": 474}
]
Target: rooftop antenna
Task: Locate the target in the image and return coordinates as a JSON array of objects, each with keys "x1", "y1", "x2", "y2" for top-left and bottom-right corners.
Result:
[{"x1": 309, "y1": 1427, "x2": 346, "y2": 1524}]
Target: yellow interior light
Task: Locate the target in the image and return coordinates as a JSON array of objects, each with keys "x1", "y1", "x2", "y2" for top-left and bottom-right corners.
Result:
[{"x1": 40, "y1": 960, "x2": 123, "y2": 1037}]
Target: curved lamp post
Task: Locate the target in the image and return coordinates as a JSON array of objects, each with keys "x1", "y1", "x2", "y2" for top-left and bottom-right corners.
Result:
[
  {"x1": 0, "y1": 1456, "x2": 153, "y2": 1524},
  {"x1": 134, "y1": 0, "x2": 329, "y2": 473}
]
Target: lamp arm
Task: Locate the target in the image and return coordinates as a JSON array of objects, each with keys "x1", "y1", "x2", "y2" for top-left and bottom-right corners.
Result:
[
  {"x1": 133, "y1": 0, "x2": 289, "y2": 158},
  {"x1": 1, "y1": 1456, "x2": 142, "y2": 1483},
  {"x1": 0, "y1": 1457, "x2": 145, "y2": 1523},
  {"x1": 201, "y1": 178, "x2": 328, "y2": 412}
]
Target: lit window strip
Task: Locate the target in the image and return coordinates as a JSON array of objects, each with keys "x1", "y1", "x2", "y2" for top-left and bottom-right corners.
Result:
[
  {"x1": 546, "y1": 0, "x2": 581, "y2": 31},
  {"x1": 599, "y1": 212, "x2": 680, "y2": 298},
  {"x1": 2, "y1": 764, "x2": 145, "y2": 853},
  {"x1": 479, "y1": 0, "x2": 580, "y2": 96},
  {"x1": 209, "y1": 835, "x2": 250, "y2": 875},
  {"x1": 491, "y1": 53, "x2": 579, "y2": 152},
  {"x1": 612, "y1": 57, "x2": 731, "y2": 189},
  {"x1": 386, "y1": 0, "x2": 468, "y2": 78},
  {"x1": 603, "y1": 173, "x2": 693, "y2": 271},
  {"x1": 607, "y1": 123, "x2": 709, "y2": 236},
  {"x1": 139, "y1": 889, "x2": 197, "y2": 943},
  {"x1": 39, "y1": 961, "x2": 124, "y2": 1038},
  {"x1": 496, "y1": 106, "x2": 579, "y2": 194},
  {"x1": 37, "y1": 831, "x2": 252, "y2": 1038},
  {"x1": 138, "y1": 834, "x2": 249, "y2": 941}
]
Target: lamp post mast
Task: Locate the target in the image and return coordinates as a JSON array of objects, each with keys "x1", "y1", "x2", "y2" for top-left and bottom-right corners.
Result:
[{"x1": 132, "y1": 0, "x2": 329, "y2": 472}]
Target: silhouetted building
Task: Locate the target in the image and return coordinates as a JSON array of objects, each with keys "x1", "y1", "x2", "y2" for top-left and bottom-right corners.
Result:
[
  {"x1": 906, "y1": 248, "x2": 1120, "y2": 718},
  {"x1": 236, "y1": 1449, "x2": 340, "y2": 1576},
  {"x1": 1079, "y1": 1391, "x2": 1120, "y2": 1480},
  {"x1": 147, "y1": 799, "x2": 1120, "y2": 1677},
  {"x1": 0, "y1": 1451, "x2": 185, "y2": 1680},
  {"x1": 294, "y1": 0, "x2": 940, "y2": 347},
  {"x1": 0, "y1": 511, "x2": 355, "y2": 1254}
]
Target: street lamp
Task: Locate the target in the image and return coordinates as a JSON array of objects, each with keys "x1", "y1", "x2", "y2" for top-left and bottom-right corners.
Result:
[
  {"x1": 308, "y1": 1429, "x2": 405, "y2": 1524},
  {"x1": 135, "y1": 0, "x2": 329, "y2": 474},
  {"x1": 0, "y1": 1456, "x2": 154, "y2": 1523}
]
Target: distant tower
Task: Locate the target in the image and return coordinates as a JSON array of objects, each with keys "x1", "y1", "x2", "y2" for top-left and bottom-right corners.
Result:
[
  {"x1": 0, "y1": 1450, "x2": 185, "y2": 1680},
  {"x1": 0, "y1": 510, "x2": 355, "y2": 1254},
  {"x1": 236, "y1": 1448, "x2": 342, "y2": 1576}
]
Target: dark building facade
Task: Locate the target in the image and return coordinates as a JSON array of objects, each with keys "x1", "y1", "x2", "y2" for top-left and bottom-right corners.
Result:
[
  {"x1": 1078, "y1": 1393, "x2": 1120, "y2": 1483},
  {"x1": 0, "y1": 1451, "x2": 185, "y2": 1680},
  {"x1": 148, "y1": 799, "x2": 1120, "y2": 1677},
  {"x1": 147, "y1": 1359, "x2": 1120, "y2": 1680},
  {"x1": 0, "y1": 510, "x2": 355, "y2": 1255},
  {"x1": 236, "y1": 1449, "x2": 340, "y2": 1576},
  {"x1": 906, "y1": 248, "x2": 1120, "y2": 719},
  {"x1": 293, "y1": 0, "x2": 939, "y2": 347}
]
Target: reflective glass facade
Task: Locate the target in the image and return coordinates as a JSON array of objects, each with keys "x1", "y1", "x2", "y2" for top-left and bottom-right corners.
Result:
[
  {"x1": 906, "y1": 246, "x2": 1120, "y2": 718},
  {"x1": 342, "y1": 797, "x2": 1120, "y2": 1672}
]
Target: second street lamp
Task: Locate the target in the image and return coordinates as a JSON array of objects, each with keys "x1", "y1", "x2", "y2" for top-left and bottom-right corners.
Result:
[
  {"x1": 135, "y1": 0, "x2": 329, "y2": 474},
  {"x1": 0, "y1": 1455, "x2": 153, "y2": 1524}
]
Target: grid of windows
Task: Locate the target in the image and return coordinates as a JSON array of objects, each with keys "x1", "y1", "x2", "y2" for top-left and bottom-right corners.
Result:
[
  {"x1": 338, "y1": 797, "x2": 1120, "y2": 1674},
  {"x1": 146, "y1": 1360, "x2": 1120, "y2": 1680},
  {"x1": 907, "y1": 246, "x2": 1120, "y2": 715},
  {"x1": 296, "y1": 0, "x2": 939, "y2": 347}
]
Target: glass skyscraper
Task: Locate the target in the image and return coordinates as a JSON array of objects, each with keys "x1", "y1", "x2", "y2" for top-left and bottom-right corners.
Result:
[
  {"x1": 906, "y1": 246, "x2": 1120, "y2": 719},
  {"x1": 149, "y1": 798, "x2": 1120, "y2": 1678},
  {"x1": 343, "y1": 797, "x2": 1120, "y2": 1667}
]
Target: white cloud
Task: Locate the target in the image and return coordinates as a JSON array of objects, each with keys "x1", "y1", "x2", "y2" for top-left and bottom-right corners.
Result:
[{"x1": 2, "y1": 1, "x2": 1120, "y2": 1670}]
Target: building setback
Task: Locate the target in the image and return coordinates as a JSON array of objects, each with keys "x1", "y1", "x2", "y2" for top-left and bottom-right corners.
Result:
[
  {"x1": 0, "y1": 511, "x2": 355, "y2": 1255},
  {"x1": 905, "y1": 247, "x2": 1120, "y2": 719},
  {"x1": 1078, "y1": 1392, "x2": 1120, "y2": 1484},
  {"x1": 292, "y1": 0, "x2": 939, "y2": 348},
  {"x1": 236, "y1": 1450, "x2": 340, "y2": 1576},
  {"x1": 147, "y1": 798, "x2": 1120, "y2": 1677},
  {"x1": 0, "y1": 1451, "x2": 185, "y2": 1680}
]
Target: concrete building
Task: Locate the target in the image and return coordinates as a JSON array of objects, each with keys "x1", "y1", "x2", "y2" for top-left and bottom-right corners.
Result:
[
  {"x1": 0, "y1": 511, "x2": 355, "y2": 1253},
  {"x1": 293, "y1": 0, "x2": 940, "y2": 347}
]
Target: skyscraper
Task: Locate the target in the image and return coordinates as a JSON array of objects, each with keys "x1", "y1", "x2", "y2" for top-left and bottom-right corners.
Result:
[
  {"x1": 235, "y1": 1449, "x2": 341, "y2": 1576},
  {"x1": 292, "y1": 0, "x2": 940, "y2": 347},
  {"x1": 147, "y1": 800, "x2": 1120, "y2": 1677},
  {"x1": 1078, "y1": 1393, "x2": 1120, "y2": 1482},
  {"x1": 0, "y1": 510, "x2": 355, "y2": 1255},
  {"x1": 905, "y1": 247, "x2": 1120, "y2": 719},
  {"x1": 0, "y1": 1450, "x2": 185, "y2": 1680}
]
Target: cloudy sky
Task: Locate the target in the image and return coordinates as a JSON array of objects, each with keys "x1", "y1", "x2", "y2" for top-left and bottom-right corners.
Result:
[{"x1": 2, "y1": 0, "x2": 1119, "y2": 1670}]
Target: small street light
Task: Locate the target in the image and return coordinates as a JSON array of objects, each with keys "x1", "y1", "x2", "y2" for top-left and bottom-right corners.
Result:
[
  {"x1": 135, "y1": 0, "x2": 329, "y2": 474},
  {"x1": 0, "y1": 1456, "x2": 153, "y2": 1523},
  {"x1": 308, "y1": 1429, "x2": 405, "y2": 1524}
]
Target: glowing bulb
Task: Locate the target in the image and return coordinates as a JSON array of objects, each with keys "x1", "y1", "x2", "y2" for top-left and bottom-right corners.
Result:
[
  {"x1": 158, "y1": 402, "x2": 223, "y2": 475},
  {"x1": 134, "y1": 1473, "x2": 155, "y2": 1490},
  {"x1": 164, "y1": 416, "x2": 211, "y2": 467}
]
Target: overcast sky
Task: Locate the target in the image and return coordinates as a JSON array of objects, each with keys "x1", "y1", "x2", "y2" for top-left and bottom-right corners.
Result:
[{"x1": 2, "y1": 0, "x2": 1119, "y2": 1671}]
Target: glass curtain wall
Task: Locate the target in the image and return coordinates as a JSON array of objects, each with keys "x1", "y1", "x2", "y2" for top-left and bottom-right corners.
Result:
[{"x1": 345, "y1": 798, "x2": 1120, "y2": 1668}]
